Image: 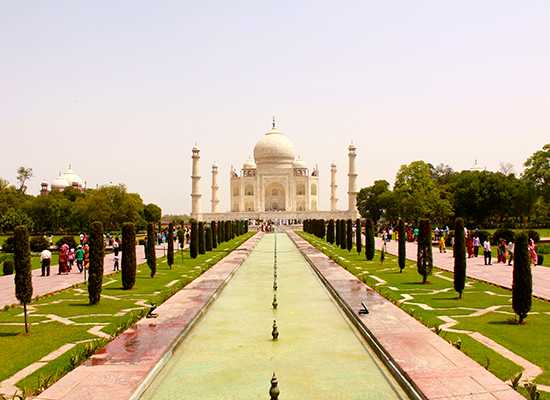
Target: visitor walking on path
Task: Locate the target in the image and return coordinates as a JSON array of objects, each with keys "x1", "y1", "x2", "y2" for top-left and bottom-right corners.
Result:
[
  {"x1": 113, "y1": 240, "x2": 120, "y2": 272},
  {"x1": 529, "y1": 239, "x2": 538, "y2": 266},
  {"x1": 507, "y1": 240, "x2": 514, "y2": 266},
  {"x1": 58, "y1": 243, "x2": 69, "y2": 274},
  {"x1": 40, "y1": 248, "x2": 52, "y2": 276},
  {"x1": 83, "y1": 243, "x2": 90, "y2": 270},
  {"x1": 467, "y1": 235, "x2": 474, "y2": 258},
  {"x1": 473, "y1": 235, "x2": 480, "y2": 257},
  {"x1": 68, "y1": 248, "x2": 75, "y2": 271},
  {"x1": 75, "y1": 245, "x2": 85, "y2": 273},
  {"x1": 483, "y1": 239, "x2": 492, "y2": 265},
  {"x1": 438, "y1": 236, "x2": 446, "y2": 253}
]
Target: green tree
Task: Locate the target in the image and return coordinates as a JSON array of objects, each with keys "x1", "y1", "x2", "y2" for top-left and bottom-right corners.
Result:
[
  {"x1": 146, "y1": 223, "x2": 156, "y2": 277},
  {"x1": 88, "y1": 221, "x2": 104, "y2": 305},
  {"x1": 523, "y1": 143, "x2": 550, "y2": 202},
  {"x1": 16, "y1": 166, "x2": 33, "y2": 193},
  {"x1": 365, "y1": 219, "x2": 375, "y2": 261},
  {"x1": 357, "y1": 180, "x2": 392, "y2": 223},
  {"x1": 398, "y1": 219, "x2": 406, "y2": 272},
  {"x1": 512, "y1": 233, "x2": 532, "y2": 324},
  {"x1": 167, "y1": 223, "x2": 174, "y2": 269},
  {"x1": 190, "y1": 221, "x2": 198, "y2": 259},
  {"x1": 416, "y1": 219, "x2": 433, "y2": 283},
  {"x1": 355, "y1": 219, "x2": 362, "y2": 253},
  {"x1": 14, "y1": 225, "x2": 32, "y2": 333},
  {"x1": 453, "y1": 218, "x2": 466, "y2": 298},
  {"x1": 121, "y1": 223, "x2": 136, "y2": 289},
  {"x1": 143, "y1": 203, "x2": 162, "y2": 224}
]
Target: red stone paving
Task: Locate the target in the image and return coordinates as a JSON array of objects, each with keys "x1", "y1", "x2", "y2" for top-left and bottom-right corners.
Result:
[
  {"x1": 375, "y1": 237, "x2": 550, "y2": 301},
  {"x1": 0, "y1": 245, "x2": 168, "y2": 309},
  {"x1": 35, "y1": 232, "x2": 263, "y2": 400},
  {"x1": 289, "y1": 230, "x2": 523, "y2": 400}
]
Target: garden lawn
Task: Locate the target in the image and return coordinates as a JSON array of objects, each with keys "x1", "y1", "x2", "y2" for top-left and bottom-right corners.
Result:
[
  {"x1": 0, "y1": 232, "x2": 253, "y2": 396},
  {"x1": 299, "y1": 232, "x2": 550, "y2": 395}
]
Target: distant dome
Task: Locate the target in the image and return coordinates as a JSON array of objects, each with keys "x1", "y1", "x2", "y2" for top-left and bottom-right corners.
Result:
[
  {"x1": 51, "y1": 174, "x2": 69, "y2": 190},
  {"x1": 253, "y1": 126, "x2": 296, "y2": 166},
  {"x1": 243, "y1": 157, "x2": 256, "y2": 169},
  {"x1": 62, "y1": 165, "x2": 83, "y2": 187},
  {"x1": 293, "y1": 157, "x2": 307, "y2": 168}
]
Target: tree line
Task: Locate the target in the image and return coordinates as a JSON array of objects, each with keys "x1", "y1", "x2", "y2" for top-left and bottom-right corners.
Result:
[{"x1": 357, "y1": 144, "x2": 549, "y2": 228}]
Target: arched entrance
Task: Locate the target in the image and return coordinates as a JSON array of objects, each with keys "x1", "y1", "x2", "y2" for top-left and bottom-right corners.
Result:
[{"x1": 264, "y1": 182, "x2": 286, "y2": 211}]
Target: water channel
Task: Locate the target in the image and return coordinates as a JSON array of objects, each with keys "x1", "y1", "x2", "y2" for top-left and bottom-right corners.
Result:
[{"x1": 141, "y1": 232, "x2": 408, "y2": 399}]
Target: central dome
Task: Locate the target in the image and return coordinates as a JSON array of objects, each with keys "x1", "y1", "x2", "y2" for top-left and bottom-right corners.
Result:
[{"x1": 253, "y1": 127, "x2": 296, "y2": 166}]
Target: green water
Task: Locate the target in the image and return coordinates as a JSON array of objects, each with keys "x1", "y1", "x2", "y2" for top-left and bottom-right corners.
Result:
[{"x1": 141, "y1": 233, "x2": 408, "y2": 399}]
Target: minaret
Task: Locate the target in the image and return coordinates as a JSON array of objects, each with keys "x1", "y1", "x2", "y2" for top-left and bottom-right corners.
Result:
[
  {"x1": 191, "y1": 145, "x2": 202, "y2": 220},
  {"x1": 330, "y1": 163, "x2": 338, "y2": 211},
  {"x1": 347, "y1": 144, "x2": 358, "y2": 216},
  {"x1": 211, "y1": 163, "x2": 219, "y2": 213}
]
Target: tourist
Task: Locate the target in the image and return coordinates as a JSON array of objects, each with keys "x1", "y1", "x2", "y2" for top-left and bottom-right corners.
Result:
[
  {"x1": 59, "y1": 243, "x2": 69, "y2": 274},
  {"x1": 466, "y1": 235, "x2": 474, "y2": 258},
  {"x1": 113, "y1": 240, "x2": 120, "y2": 272},
  {"x1": 528, "y1": 239, "x2": 538, "y2": 266},
  {"x1": 497, "y1": 239, "x2": 507, "y2": 263},
  {"x1": 483, "y1": 239, "x2": 492, "y2": 265},
  {"x1": 75, "y1": 245, "x2": 84, "y2": 273},
  {"x1": 438, "y1": 235, "x2": 446, "y2": 253},
  {"x1": 473, "y1": 235, "x2": 480, "y2": 257},
  {"x1": 79, "y1": 232, "x2": 84, "y2": 244},
  {"x1": 68, "y1": 248, "x2": 75, "y2": 271},
  {"x1": 507, "y1": 240, "x2": 514, "y2": 266},
  {"x1": 40, "y1": 247, "x2": 52, "y2": 276},
  {"x1": 83, "y1": 243, "x2": 90, "y2": 270}
]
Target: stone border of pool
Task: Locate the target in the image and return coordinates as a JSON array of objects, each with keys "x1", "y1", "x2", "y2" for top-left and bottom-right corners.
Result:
[
  {"x1": 287, "y1": 230, "x2": 523, "y2": 400},
  {"x1": 35, "y1": 232, "x2": 264, "y2": 400}
]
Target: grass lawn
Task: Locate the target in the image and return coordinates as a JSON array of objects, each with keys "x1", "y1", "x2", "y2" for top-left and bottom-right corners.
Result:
[
  {"x1": 0, "y1": 232, "x2": 254, "y2": 396},
  {"x1": 299, "y1": 232, "x2": 550, "y2": 398}
]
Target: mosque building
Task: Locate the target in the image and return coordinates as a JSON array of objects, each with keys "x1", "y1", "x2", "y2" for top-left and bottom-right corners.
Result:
[
  {"x1": 191, "y1": 119, "x2": 359, "y2": 221},
  {"x1": 40, "y1": 164, "x2": 86, "y2": 195}
]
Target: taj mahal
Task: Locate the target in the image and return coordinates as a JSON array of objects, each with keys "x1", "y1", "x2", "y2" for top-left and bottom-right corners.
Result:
[{"x1": 190, "y1": 119, "x2": 360, "y2": 221}]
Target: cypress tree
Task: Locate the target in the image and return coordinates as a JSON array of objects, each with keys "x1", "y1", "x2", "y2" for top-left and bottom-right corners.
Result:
[
  {"x1": 146, "y1": 223, "x2": 157, "y2": 277},
  {"x1": 512, "y1": 233, "x2": 532, "y2": 324},
  {"x1": 335, "y1": 220, "x2": 340, "y2": 246},
  {"x1": 198, "y1": 222, "x2": 205, "y2": 254},
  {"x1": 327, "y1": 220, "x2": 335, "y2": 244},
  {"x1": 365, "y1": 218, "x2": 375, "y2": 261},
  {"x1": 205, "y1": 226, "x2": 213, "y2": 252},
  {"x1": 346, "y1": 219, "x2": 353, "y2": 251},
  {"x1": 355, "y1": 219, "x2": 362, "y2": 253},
  {"x1": 225, "y1": 220, "x2": 231, "y2": 242},
  {"x1": 167, "y1": 222, "x2": 174, "y2": 269},
  {"x1": 320, "y1": 219, "x2": 326, "y2": 239},
  {"x1": 190, "y1": 221, "x2": 198, "y2": 258},
  {"x1": 398, "y1": 219, "x2": 406, "y2": 273},
  {"x1": 340, "y1": 220, "x2": 346, "y2": 250},
  {"x1": 88, "y1": 221, "x2": 104, "y2": 305},
  {"x1": 417, "y1": 219, "x2": 433, "y2": 284},
  {"x1": 453, "y1": 218, "x2": 466, "y2": 298},
  {"x1": 211, "y1": 221, "x2": 218, "y2": 249},
  {"x1": 14, "y1": 225, "x2": 32, "y2": 334},
  {"x1": 121, "y1": 223, "x2": 136, "y2": 290},
  {"x1": 218, "y1": 220, "x2": 224, "y2": 243}
]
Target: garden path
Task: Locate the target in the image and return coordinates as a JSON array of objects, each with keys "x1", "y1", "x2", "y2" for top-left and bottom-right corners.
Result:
[
  {"x1": 375, "y1": 238, "x2": 550, "y2": 301},
  {"x1": 0, "y1": 244, "x2": 168, "y2": 309}
]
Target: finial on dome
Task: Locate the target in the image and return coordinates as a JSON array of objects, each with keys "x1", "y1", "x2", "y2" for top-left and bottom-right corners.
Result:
[{"x1": 272, "y1": 116, "x2": 276, "y2": 129}]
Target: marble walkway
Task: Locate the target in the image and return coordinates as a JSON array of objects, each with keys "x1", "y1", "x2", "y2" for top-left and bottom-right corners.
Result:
[
  {"x1": 290, "y1": 230, "x2": 524, "y2": 400},
  {"x1": 0, "y1": 244, "x2": 169, "y2": 309},
  {"x1": 375, "y1": 237, "x2": 550, "y2": 301}
]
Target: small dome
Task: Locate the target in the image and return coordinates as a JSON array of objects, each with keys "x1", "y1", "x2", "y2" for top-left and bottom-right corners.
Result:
[
  {"x1": 243, "y1": 157, "x2": 256, "y2": 169},
  {"x1": 293, "y1": 157, "x2": 307, "y2": 168},
  {"x1": 253, "y1": 127, "x2": 296, "y2": 166},
  {"x1": 62, "y1": 166, "x2": 83, "y2": 187},
  {"x1": 52, "y1": 174, "x2": 69, "y2": 189}
]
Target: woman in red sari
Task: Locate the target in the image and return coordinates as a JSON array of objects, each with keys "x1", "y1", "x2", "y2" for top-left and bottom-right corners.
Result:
[
  {"x1": 58, "y1": 243, "x2": 69, "y2": 274},
  {"x1": 466, "y1": 235, "x2": 474, "y2": 258}
]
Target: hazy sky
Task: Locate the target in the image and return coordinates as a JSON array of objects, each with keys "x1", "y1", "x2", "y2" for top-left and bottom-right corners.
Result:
[{"x1": 1, "y1": 1, "x2": 549, "y2": 214}]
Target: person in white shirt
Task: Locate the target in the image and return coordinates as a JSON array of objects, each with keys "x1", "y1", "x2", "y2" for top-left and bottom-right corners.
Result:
[
  {"x1": 507, "y1": 241, "x2": 514, "y2": 266},
  {"x1": 40, "y1": 248, "x2": 52, "y2": 276},
  {"x1": 483, "y1": 240, "x2": 492, "y2": 265}
]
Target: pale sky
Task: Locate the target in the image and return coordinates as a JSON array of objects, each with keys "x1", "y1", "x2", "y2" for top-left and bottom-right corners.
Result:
[{"x1": 1, "y1": 1, "x2": 549, "y2": 214}]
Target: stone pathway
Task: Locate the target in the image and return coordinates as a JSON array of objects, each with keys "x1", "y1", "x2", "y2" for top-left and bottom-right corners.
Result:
[
  {"x1": 375, "y1": 238, "x2": 550, "y2": 301},
  {"x1": 34, "y1": 233, "x2": 263, "y2": 400},
  {"x1": 290, "y1": 230, "x2": 524, "y2": 400},
  {"x1": 0, "y1": 245, "x2": 168, "y2": 309}
]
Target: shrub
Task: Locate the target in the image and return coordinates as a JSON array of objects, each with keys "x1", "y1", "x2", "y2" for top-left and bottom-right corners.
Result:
[
  {"x1": 527, "y1": 230, "x2": 540, "y2": 243},
  {"x1": 365, "y1": 219, "x2": 375, "y2": 261},
  {"x1": 146, "y1": 223, "x2": 156, "y2": 278},
  {"x1": 417, "y1": 219, "x2": 433, "y2": 284},
  {"x1": 121, "y1": 223, "x2": 136, "y2": 290},
  {"x1": 512, "y1": 233, "x2": 532, "y2": 324},
  {"x1": 30, "y1": 236, "x2": 49, "y2": 252},
  {"x1": 190, "y1": 221, "x2": 198, "y2": 259},
  {"x1": 14, "y1": 225, "x2": 32, "y2": 333},
  {"x1": 491, "y1": 229, "x2": 514, "y2": 245},
  {"x1": 398, "y1": 219, "x2": 406, "y2": 272},
  {"x1": 1, "y1": 236, "x2": 15, "y2": 253},
  {"x1": 478, "y1": 230, "x2": 491, "y2": 246},
  {"x1": 355, "y1": 219, "x2": 362, "y2": 253},
  {"x1": 88, "y1": 221, "x2": 104, "y2": 305},
  {"x1": 211, "y1": 221, "x2": 218, "y2": 248},
  {"x1": 56, "y1": 236, "x2": 77, "y2": 250},
  {"x1": 454, "y1": 218, "x2": 466, "y2": 298},
  {"x1": 3, "y1": 260, "x2": 14, "y2": 275},
  {"x1": 167, "y1": 223, "x2": 174, "y2": 268}
]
